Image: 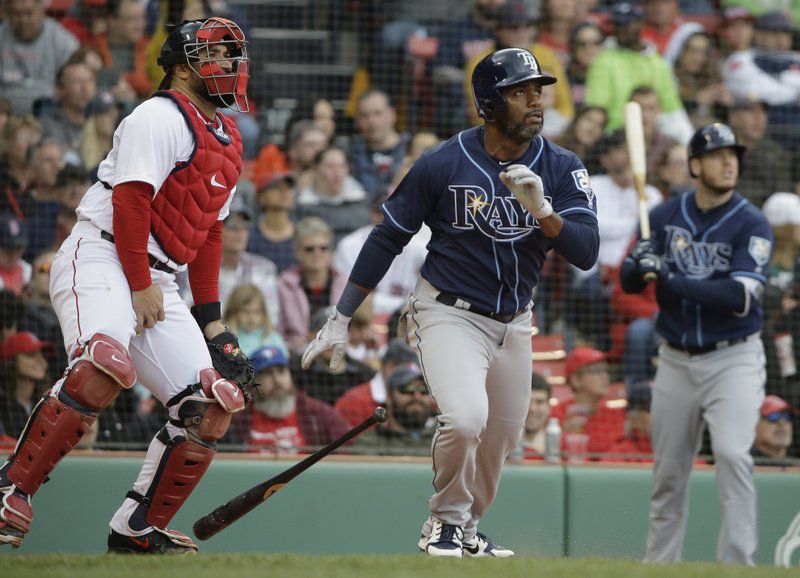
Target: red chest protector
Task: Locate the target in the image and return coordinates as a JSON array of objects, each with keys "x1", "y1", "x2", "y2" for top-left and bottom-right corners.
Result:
[{"x1": 150, "y1": 90, "x2": 242, "y2": 264}]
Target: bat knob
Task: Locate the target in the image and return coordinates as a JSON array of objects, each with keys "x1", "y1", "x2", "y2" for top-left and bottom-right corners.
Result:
[{"x1": 373, "y1": 407, "x2": 388, "y2": 423}]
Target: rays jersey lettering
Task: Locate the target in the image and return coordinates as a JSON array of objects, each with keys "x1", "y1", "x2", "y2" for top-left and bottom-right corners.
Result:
[
  {"x1": 664, "y1": 225, "x2": 732, "y2": 279},
  {"x1": 450, "y1": 184, "x2": 549, "y2": 240}
]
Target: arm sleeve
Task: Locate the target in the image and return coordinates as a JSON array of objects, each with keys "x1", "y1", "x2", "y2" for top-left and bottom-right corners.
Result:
[
  {"x1": 663, "y1": 276, "x2": 746, "y2": 312},
  {"x1": 112, "y1": 181, "x2": 153, "y2": 291},
  {"x1": 188, "y1": 220, "x2": 223, "y2": 305},
  {"x1": 547, "y1": 217, "x2": 599, "y2": 271}
]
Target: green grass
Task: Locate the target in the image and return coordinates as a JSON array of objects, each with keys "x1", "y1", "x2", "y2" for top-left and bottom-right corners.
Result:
[{"x1": 1, "y1": 554, "x2": 797, "y2": 578}]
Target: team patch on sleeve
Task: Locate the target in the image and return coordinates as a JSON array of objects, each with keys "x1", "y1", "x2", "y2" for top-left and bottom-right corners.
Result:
[
  {"x1": 748, "y1": 236, "x2": 771, "y2": 267},
  {"x1": 571, "y1": 169, "x2": 594, "y2": 209}
]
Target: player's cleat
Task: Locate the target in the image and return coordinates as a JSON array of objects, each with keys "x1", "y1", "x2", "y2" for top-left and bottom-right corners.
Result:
[
  {"x1": 463, "y1": 532, "x2": 515, "y2": 558},
  {"x1": 107, "y1": 527, "x2": 199, "y2": 555},
  {"x1": 0, "y1": 524, "x2": 24, "y2": 548},
  {"x1": 418, "y1": 518, "x2": 464, "y2": 557}
]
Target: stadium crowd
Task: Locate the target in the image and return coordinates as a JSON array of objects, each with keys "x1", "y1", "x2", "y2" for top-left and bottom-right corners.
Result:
[{"x1": 0, "y1": 0, "x2": 799, "y2": 464}]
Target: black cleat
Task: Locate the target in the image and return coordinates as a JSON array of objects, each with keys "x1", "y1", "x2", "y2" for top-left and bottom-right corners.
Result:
[{"x1": 107, "y1": 527, "x2": 199, "y2": 555}]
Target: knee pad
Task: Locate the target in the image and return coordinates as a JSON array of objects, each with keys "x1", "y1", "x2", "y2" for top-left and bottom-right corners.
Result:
[
  {"x1": 62, "y1": 333, "x2": 136, "y2": 412},
  {"x1": 168, "y1": 368, "x2": 245, "y2": 442}
]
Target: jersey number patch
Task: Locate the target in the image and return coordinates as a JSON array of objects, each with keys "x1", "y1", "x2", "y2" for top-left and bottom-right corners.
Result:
[{"x1": 571, "y1": 169, "x2": 594, "y2": 209}]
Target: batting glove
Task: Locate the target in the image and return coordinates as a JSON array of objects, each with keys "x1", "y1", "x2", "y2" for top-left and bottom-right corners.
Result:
[
  {"x1": 637, "y1": 253, "x2": 670, "y2": 283},
  {"x1": 500, "y1": 164, "x2": 553, "y2": 219},
  {"x1": 630, "y1": 239, "x2": 656, "y2": 261},
  {"x1": 301, "y1": 308, "x2": 350, "y2": 371}
]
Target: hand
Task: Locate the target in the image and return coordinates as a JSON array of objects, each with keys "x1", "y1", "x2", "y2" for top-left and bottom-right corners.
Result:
[
  {"x1": 132, "y1": 284, "x2": 165, "y2": 333},
  {"x1": 500, "y1": 164, "x2": 552, "y2": 219},
  {"x1": 637, "y1": 253, "x2": 667, "y2": 283},
  {"x1": 630, "y1": 239, "x2": 656, "y2": 261},
  {"x1": 301, "y1": 309, "x2": 350, "y2": 370}
]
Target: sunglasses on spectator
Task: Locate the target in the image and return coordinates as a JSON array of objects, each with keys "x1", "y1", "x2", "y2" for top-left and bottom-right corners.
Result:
[
  {"x1": 395, "y1": 382, "x2": 428, "y2": 395},
  {"x1": 764, "y1": 411, "x2": 792, "y2": 423},
  {"x1": 575, "y1": 39, "x2": 602, "y2": 48},
  {"x1": 302, "y1": 244, "x2": 330, "y2": 253}
]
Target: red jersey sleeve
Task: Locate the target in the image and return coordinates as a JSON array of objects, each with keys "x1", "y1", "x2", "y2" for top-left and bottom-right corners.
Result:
[
  {"x1": 112, "y1": 181, "x2": 153, "y2": 291},
  {"x1": 188, "y1": 220, "x2": 222, "y2": 305}
]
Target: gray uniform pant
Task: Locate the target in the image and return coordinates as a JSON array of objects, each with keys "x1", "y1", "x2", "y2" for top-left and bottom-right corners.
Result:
[
  {"x1": 407, "y1": 278, "x2": 532, "y2": 542},
  {"x1": 645, "y1": 337, "x2": 765, "y2": 565}
]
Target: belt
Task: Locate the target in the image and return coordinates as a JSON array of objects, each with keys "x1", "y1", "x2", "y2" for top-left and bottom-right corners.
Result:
[
  {"x1": 667, "y1": 334, "x2": 758, "y2": 356},
  {"x1": 100, "y1": 230, "x2": 177, "y2": 274},
  {"x1": 435, "y1": 292, "x2": 524, "y2": 323}
]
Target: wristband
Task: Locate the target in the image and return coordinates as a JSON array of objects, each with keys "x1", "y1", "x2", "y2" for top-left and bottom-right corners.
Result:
[
  {"x1": 191, "y1": 301, "x2": 221, "y2": 330},
  {"x1": 336, "y1": 282, "x2": 369, "y2": 317},
  {"x1": 532, "y1": 199, "x2": 554, "y2": 220}
]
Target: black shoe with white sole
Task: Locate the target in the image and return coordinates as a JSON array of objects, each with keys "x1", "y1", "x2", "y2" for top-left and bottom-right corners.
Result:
[{"x1": 107, "y1": 527, "x2": 199, "y2": 555}]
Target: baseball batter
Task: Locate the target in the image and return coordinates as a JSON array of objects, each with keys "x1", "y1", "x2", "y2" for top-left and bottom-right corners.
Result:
[
  {"x1": 302, "y1": 48, "x2": 599, "y2": 557},
  {"x1": 620, "y1": 123, "x2": 772, "y2": 565},
  {"x1": 0, "y1": 18, "x2": 254, "y2": 553}
]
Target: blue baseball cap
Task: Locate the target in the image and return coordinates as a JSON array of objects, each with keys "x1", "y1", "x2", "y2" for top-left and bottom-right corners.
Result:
[{"x1": 251, "y1": 345, "x2": 289, "y2": 373}]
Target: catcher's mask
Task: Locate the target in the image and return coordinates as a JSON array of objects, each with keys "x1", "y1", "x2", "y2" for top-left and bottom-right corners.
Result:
[{"x1": 157, "y1": 17, "x2": 250, "y2": 113}]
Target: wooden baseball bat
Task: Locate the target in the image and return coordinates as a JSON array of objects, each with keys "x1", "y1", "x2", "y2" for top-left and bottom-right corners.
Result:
[
  {"x1": 193, "y1": 407, "x2": 387, "y2": 541},
  {"x1": 624, "y1": 101, "x2": 656, "y2": 280}
]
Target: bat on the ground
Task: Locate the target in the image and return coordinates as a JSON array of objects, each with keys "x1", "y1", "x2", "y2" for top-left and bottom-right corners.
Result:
[
  {"x1": 624, "y1": 101, "x2": 656, "y2": 280},
  {"x1": 193, "y1": 407, "x2": 387, "y2": 540}
]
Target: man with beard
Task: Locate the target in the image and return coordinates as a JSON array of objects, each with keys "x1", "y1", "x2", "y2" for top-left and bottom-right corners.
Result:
[
  {"x1": 234, "y1": 345, "x2": 350, "y2": 453},
  {"x1": 0, "y1": 18, "x2": 254, "y2": 554},
  {"x1": 620, "y1": 123, "x2": 773, "y2": 565},
  {"x1": 301, "y1": 47, "x2": 599, "y2": 558}
]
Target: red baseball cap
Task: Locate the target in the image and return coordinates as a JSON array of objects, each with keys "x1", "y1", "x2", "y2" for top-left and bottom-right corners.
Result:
[
  {"x1": 565, "y1": 347, "x2": 606, "y2": 381},
  {"x1": 760, "y1": 395, "x2": 798, "y2": 417},
  {"x1": 0, "y1": 332, "x2": 52, "y2": 363}
]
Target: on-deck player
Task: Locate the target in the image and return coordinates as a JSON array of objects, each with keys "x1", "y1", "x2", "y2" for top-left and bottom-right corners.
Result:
[
  {"x1": 302, "y1": 47, "x2": 599, "y2": 557},
  {"x1": 0, "y1": 18, "x2": 253, "y2": 554},
  {"x1": 620, "y1": 123, "x2": 772, "y2": 565}
]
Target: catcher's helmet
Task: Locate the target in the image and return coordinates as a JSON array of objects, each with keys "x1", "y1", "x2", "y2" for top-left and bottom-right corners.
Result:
[
  {"x1": 687, "y1": 122, "x2": 746, "y2": 177},
  {"x1": 157, "y1": 17, "x2": 250, "y2": 112},
  {"x1": 471, "y1": 48, "x2": 557, "y2": 122}
]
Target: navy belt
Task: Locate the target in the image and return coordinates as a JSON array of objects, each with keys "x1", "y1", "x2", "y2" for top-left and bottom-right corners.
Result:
[
  {"x1": 667, "y1": 334, "x2": 753, "y2": 356},
  {"x1": 435, "y1": 292, "x2": 524, "y2": 323},
  {"x1": 100, "y1": 230, "x2": 177, "y2": 275}
]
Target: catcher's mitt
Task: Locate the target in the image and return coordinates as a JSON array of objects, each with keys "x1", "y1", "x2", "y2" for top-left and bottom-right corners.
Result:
[{"x1": 207, "y1": 330, "x2": 258, "y2": 403}]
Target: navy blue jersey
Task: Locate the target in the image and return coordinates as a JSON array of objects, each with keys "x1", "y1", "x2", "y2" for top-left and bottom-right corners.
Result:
[
  {"x1": 636, "y1": 192, "x2": 773, "y2": 346},
  {"x1": 378, "y1": 127, "x2": 599, "y2": 314}
]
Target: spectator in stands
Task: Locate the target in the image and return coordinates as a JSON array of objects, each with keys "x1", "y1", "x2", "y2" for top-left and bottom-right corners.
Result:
[
  {"x1": 606, "y1": 381, "x2": 653, "y2": 461},
  {"x1": 538, "y1": 0, "x2": 579, "y2": 68},
  {"x1": 60, "y1": 0, "x2": 110, "y2": 46},
  {"x1": 566, "y1": 22, "x2": 605, "y2": 107},
  {"x1": 390, "y1": 131, "x2": 440, "y2": 190},
  {"x1": 0, "y1": 99, "x2": 11, "y2": 136},
  {"x1": 278, "y1": 218, "x2": 347, "y2": 354},
  {"x1": 21, "y1": 139, "x2": 66, "y2": 260},
  {"x1": 79, "y1": 91, "x2": 121, "y2": 172},
  {"x1": 465, "y1": 1, "x2": 574, "y2": 127},
  {"x1": 291, "y1": 307, "x2": 375, "y2": 405},
  {"x1": 652, "y1": 143, "x2": 693, "y2": 198},
  {"x1": 93, "y1": 0, "x2": 151, "y2": 99},
  {"x1": 333, "y1": 195, "x2": 429, "y2": 316},
  {"x1": 521, "y1": 372, "x2": 552, "y2": 459},
  {"x1": 0, "y1": 0, "x2": 79, "y2": 114},
  {"x1": 223, "y1": 283, "x2": 287, "y2": 357},
  {"x1": 232, "y1": 345, "x2": 351, "y2": 453},
  {"x1": 0, "y1": 291, "x2": 23, "y2": 341},
  {"x1": 550, "y1": 347, "x2": 626, "y2": 454},
  {"x1": 344, "y1": 299, "x2": 381, "y2": 370},
  {"x1": 554, "y1": 106, "x2": 607, "y2": 175},
  {"x1": 0, "y1": 115, "x2": 42, "y2": 219},
  {"x1": 334, "y1": 338, "x2": 418, "y2": 427},
  {"x1": 253, "y1": 121, "x2": 328, "y2": 193},
  {"x1": 295, "y1": 146, "x2": 372, "y2": 245},
  {"x1": 728, "y1": 96, "x2": 795, "y2": 207},
  {"x1": 19, "y1": 250, "x2": 66, "y2": 379},
  {"x1": 210, "y1": 206, "x2": 280, "y2": 326},
  {"x1": 0, "y1": 214, "x2": 31, "y2": 296},
  {"x1": 38, "y1": 61, "x2": 97, "y2": 157},
  {"x1": 56, "y1": 164, "x2": 90, "y2": 213},
  {"x1": 431, "y1": 0, "x2": 503, "y2": 135},
  {"x1": 585, "y1": 3, "x2": 693, "y2": 144},
  {"x1": 718, "y1": 6, "x2": 755, "y2": 57},
  {"x1": 348, "y1": 90, "x2": 410, "y2": 202},
  {"x1": 629, "y1": 86, "x2": 678, "y2": 177},
  {"x1": 641, "y1": 0, "x2": 697, "y2": 56},
  {"x1": 247, "y1": 173, "x2": 297, "y2": 273},
  {"x1": 67, "y1": 45, "x2": 136, "y2": 109},
  {"x1": 670, "y1": 31, "x2": 732, "y2": 128},
  {"x1": 752, "y1": 395, "x2": 796, "y2": 463},
  {"x1": 0, "y1": 331, "x2": 49, "y2": 438},
  {"x1": 289, "y1": 96, "x2": 338, "y2": 143},
  {"x1": 355, "y1": 362, "x2": 437, "y2": 454}
]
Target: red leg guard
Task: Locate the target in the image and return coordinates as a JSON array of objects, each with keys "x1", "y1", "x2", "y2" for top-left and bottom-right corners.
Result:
[
  {"x1": 0, "y1": 491, "x2": 32, "y2": 533},
  {"x1": 7, "y1": 397, "x2": 95, "y2": 495},
  {"x1": 144, "y1": 440, "x2": 215, "y2": 529}
]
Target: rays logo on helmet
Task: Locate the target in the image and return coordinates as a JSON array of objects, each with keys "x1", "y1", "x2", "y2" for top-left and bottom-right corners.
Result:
[
  {"x1": 571, "y1": 169, "x2": 594, "y2": 209},
  {"x1": 516, "y1": 50, "x2": 539, "y2": 71},
  {"x1": 748, "y1": 236, "x2": 771, "y2": 268}
]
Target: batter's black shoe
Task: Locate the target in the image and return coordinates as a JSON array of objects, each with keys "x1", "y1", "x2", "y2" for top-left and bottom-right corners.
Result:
[
  {"x1": 418, "y1": 518, "x2": 464, "y2": 558},
  {"x1": 107, "y1": 527, "x2": 198, "y2": 555},
  {"x1": 463, "y1": 532, "x2": 515, "y2": 558}
]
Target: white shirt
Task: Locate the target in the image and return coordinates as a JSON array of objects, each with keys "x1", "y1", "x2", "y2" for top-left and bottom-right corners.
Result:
[
  {"x1": 724, "y1": 49, "x2": 800, "y2": 107},
  {"x1": 333, "y1": 223, "x2": 431, "y2": 315},
  {"x1": 592, "y1": 174, "x2": 662, "y2": 268},
  {"x1": 75, "y1": 96, "x2": 236, "y2": 271}
]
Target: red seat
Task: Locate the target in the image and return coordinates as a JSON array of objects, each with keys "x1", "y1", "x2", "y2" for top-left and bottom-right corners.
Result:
[{"x1": 532, "y1": 332, "x2": 566, "y2": 385}]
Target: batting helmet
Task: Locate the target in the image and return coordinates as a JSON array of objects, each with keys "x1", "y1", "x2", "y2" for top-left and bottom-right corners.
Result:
[
  {"x1": 687, "y1": 122, "x2": 746, "y2": 177},
  {"x1": 471, "y1": 48, "x2": 557, "y2": 122},
  {"x1": 157, "y1": 17, "x2": 250, "y2": 112}
]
